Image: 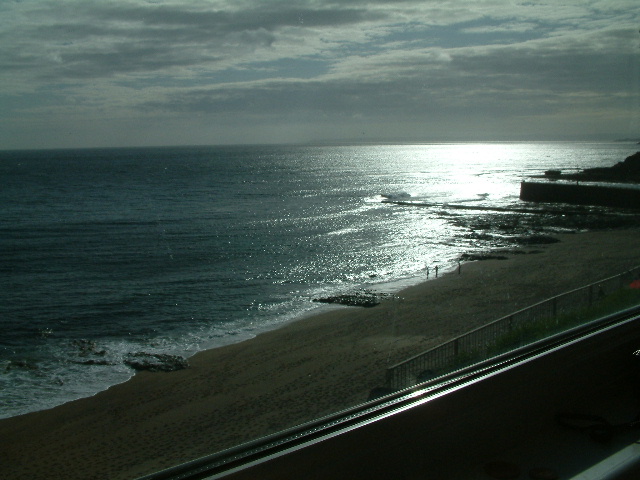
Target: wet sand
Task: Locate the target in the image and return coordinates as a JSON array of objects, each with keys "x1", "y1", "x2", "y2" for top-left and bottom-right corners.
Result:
[{"x1": 1, "y1": 228, "x2": 639, "y2": 480}]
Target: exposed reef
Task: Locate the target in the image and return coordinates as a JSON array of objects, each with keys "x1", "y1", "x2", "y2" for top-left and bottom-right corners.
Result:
[
  {"x1": 65, "y1": 339, "x2": 190, "y2": 372},
  {"x1": 4, "y1": 360, "x2": 39, "y2": 372},
  {"x1": 72, "y1": 338, "x2": 107, "y2": 357},
  {"x1": 313, "y1": 290, "x2": 384, "y2": 308},
  {"x1": 124, "y1": 352, "x2": 189, "y2": 372},
  {"x1": 459, "y1": 253, "x2": 509, "y2": 261}
]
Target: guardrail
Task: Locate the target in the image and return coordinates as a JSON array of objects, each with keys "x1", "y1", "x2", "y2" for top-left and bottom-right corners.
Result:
[{"x1": 385, "y1": 265, "x2": 640, "y2": 390}]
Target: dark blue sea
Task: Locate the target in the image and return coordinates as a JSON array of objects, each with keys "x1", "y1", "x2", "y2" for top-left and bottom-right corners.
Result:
[{"x1": 1, "y1": 143, "x2": 637, "y2": 418}]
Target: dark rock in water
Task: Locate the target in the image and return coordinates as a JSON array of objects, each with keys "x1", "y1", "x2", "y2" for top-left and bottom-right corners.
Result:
[
  {"x1": 74, "y1": 359, "x2": 114, "y2": 366},
  {"x1": 38, "y1": 328, "x2": 54, "y2": 338},
  {"x1": 313, "y1": 291, "x2": 381, "y2": 307},
  {"x1": 72, "y1": 339, "x2": 107, "y2": 357},
  {"x1": 5, "y1": 360, "x2": 38, "y2": 372},
  {"x1": 460, "y1": 249, "x2": 544, "y2": 262},
  {"x1": 460, "y1": 253, "x2": 509, "y2": 261},
  {"x1": 124, "y1": 352, "x2": 189, "y2": 372}
]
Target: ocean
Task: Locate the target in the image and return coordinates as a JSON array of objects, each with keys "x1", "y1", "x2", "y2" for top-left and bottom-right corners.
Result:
[{"x1": 1, "y1": 142, "x2": 637, "y2": 419}]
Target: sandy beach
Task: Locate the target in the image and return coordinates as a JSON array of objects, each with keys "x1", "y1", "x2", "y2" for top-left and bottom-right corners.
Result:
[{"x1": 1, "y1": 228, "x2": 639, "y2": 480}]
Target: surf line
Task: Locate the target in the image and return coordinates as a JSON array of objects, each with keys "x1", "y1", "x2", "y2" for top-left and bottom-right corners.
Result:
[{"x1": 383, "y1": 200, "x2": 591, "y2": 216}]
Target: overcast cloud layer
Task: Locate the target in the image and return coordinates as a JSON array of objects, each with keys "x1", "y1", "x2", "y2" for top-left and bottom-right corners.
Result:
[{"x1": 1, "y1": 0, "x2": 638, "y2": 148}]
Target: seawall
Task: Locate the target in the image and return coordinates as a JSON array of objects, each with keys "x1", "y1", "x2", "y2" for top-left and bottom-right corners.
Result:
[{"x1": 520, "y1": 181, "x2": 640, "y2": 209}]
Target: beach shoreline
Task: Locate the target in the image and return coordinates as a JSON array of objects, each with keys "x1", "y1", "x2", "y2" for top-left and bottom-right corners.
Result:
[{"x1": 1, "y1": 228, "x2": 640, "y2": 480}]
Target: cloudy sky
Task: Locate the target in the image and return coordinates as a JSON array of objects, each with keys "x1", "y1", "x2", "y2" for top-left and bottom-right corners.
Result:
[{"x1": 1, "y1": 0, "x2": 638, "y2": 149}]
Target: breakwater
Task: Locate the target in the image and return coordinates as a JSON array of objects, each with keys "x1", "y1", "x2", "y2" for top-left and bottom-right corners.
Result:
[{"x1": 520, "y1": 182, "x2": 640, "y2": 209}]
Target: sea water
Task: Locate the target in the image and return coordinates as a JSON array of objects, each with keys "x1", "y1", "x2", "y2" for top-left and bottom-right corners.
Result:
[{"x1": 0, "y1": 142, "x2": 637, "y2": 418}]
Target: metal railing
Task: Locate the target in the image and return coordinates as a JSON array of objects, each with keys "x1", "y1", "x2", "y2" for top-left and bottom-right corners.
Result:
[{"x1": 385, "y1": 266, "x2": 640, "y2": 390}]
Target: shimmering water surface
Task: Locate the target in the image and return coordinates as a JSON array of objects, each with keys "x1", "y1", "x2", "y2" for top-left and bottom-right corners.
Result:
[{"x1": 0, "y1": 143, "x2": 637, "y2": 418}]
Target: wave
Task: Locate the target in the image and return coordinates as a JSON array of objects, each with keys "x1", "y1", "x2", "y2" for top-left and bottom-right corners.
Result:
[{"x1": 380, "y1": 192, "x2": 412, "y2": 201}]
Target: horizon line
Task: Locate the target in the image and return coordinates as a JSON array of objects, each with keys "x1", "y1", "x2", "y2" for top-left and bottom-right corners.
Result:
[{"x1": 1, "y1": 137, "x2": 639, "y2": 153}]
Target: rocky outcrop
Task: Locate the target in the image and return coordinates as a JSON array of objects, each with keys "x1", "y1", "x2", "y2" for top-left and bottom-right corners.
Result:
[
  {"x1": 74, "y1": 359, "x2": 115, "y2": 366},
  {"x1": 313, "y1": 291, "x2": 382, "y2": 308},
  {"x1": 4, "y1": 360, "x2": 38, "y2": 372},
  {"x1": 542, "y1": 152, "x2": 640, "y2": 183},
  {"x1": 580, "y1": 151, "x2": 640, "y2": 180},
  {"x1": 67, "y1": 340, "x2": 189, "y2": 372},
  {"x1": 72, "y1": 339, "x2": 107, "y2": 357},
  {"x1": 460, "y1": 253, "x2": 509, "y2": 261},
  {"x1": 124, "y1": 352, "x2": 189, "y2": 372}
]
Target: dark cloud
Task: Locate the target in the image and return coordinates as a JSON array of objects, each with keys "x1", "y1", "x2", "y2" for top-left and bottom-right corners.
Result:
[
  {"x1": 1, "y1": 2, "x2": 386, "y2": 80},
  {"x1": 98, "y1": 4, "x2": 384, "y2": 30},
  {"x1": 142, "y1": 22, "x2": 638, "y2": 121}
]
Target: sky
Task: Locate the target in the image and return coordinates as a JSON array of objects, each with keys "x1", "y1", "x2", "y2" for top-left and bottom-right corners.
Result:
[{"x1": 1, "y1": 0, "x2": 639, "y2": 149}]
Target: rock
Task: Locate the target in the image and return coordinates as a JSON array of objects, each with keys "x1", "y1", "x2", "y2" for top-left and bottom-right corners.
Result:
[
  {"x1": 38, "y1": 328, "x2": 54, "y2": 338},
  {"x1": 603, "y1": 151, "x2": 640, "y2": 173},
  {"x1": 74, "y1": 359, "x2": 114, "y2": 366},
  {"x1": 538, "y1": 152, "x2": 640, "y2": 183},
  {"x1": 124, "y1": 352, "x2": 189, "y2": 372},
  {"x1": 5, "y1": 360, "x2": 38, "y2": 372},
  {"x1": 460, "y1": 253, "x2": 509, "y2": 261},
  {"x1": 313, "y1": 291, "x2": 381, "y2": 307}
]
